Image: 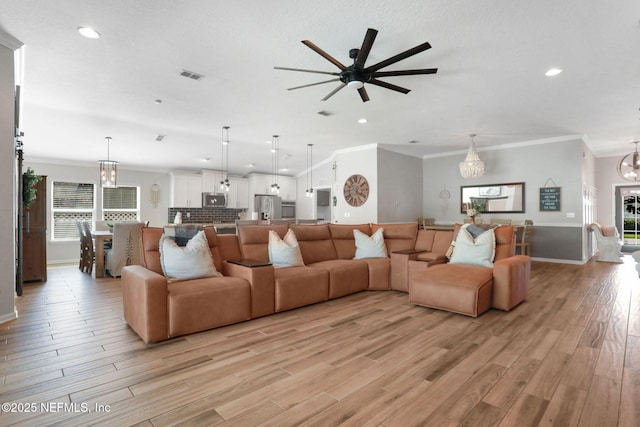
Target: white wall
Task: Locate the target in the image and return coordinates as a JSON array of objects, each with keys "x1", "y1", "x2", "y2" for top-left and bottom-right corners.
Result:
[
  {"x1": 423, "y1": 137, "x2": 585, "y2": 226},
  {"x1": 0, "y1": 35, "x2": 20, "y2": 324},
  {"x1": 25, "y1": 161, "x2": 170, "y2": 264},
  {"x1": 333, "y1": 145, "x2": 378, "y2": 224},
  {"x1": 377, "y1": 148, "x2": 423, "y2": 223}
]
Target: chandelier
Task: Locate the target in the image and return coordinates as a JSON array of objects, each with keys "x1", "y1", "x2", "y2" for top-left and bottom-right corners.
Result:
[
  {"x1": 618, "y1": 141, "x2": 640, "y2": 182},
  {"x1": 98, "y1": 136, "x2": 118, "y2": 187},
  {"x1": 219, "y1": 126, "x2": 230, "y2": 192},
  {"x1": 270, "y1": 135, "x2": 280, "y2": 193},
  {"x1": 459, "y1": 133, "x2": 485, "y2": 179},
  {"x1": 305, "y1": 144, "x2": 314, "y2": 198}
]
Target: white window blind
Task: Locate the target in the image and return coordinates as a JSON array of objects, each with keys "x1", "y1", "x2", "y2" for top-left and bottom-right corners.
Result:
[
  {"x1": 52, "y1": 181, "x2": 95, "y2": 240},
  {"x1": 102, "y1": 186, "x2": 139, "y2": 222}
]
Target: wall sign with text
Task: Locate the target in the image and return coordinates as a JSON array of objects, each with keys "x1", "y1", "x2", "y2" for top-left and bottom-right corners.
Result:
[{"x1": 539, "y1": 187, "x2": 561, "y2": 211}]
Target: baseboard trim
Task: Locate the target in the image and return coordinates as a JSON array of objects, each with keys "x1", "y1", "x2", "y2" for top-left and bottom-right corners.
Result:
[
  {"x1": 0, "y1": 307, "x2": 18, "y2": 325},
  {"x1": 531, "y1": 257, "x2": 587, "y2": 265}
]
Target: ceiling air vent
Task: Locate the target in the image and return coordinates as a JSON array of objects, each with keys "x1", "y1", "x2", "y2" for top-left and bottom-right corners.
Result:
[
  {"x1": 317, "y1": 110, "x2": 332, "y2": 117},
  {"x1": 180, "y1": 69, "x2": 204, "y2": 80},
  {"x1": 156, "y1": 134, "x2": 166, "y2": 142}
]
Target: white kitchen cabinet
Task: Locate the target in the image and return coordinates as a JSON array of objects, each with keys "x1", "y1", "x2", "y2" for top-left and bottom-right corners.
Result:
[
  {"x1": 227, "y1": 178, "x2": 249, "y2": 209},
  {"x1": 202, "y1": 170, "x2": 224, "y2": 193},
  {"x1": 278, "y1": 176, "x2": 297, "y2": 201},
  {"x1": 170, "y1": 172, "x2": 202, "y2": 207},
  {"x1": 248, "y1": 173, "x2": 296, "y2": 202}
]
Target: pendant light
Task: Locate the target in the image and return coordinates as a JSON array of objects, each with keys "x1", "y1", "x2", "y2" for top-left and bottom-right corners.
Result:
[
  {"x1": 459, "y1": 133, "x2": 485, "y2": 179},
  {"x1": 270, "y1": 135, "x2": 280, "y2": 194},
  {"x1": 618, "y1": 141, "x2": 640, "y2": 181},
  {"x1": 219, "y1": 126, "x2": 230, "y2": 192},
  {"x1": 306, "y1": 144, "x2": 314, "y2": 197},
  {"x1": 98, "y1": 136, "x2": 118, "y2": 187}
]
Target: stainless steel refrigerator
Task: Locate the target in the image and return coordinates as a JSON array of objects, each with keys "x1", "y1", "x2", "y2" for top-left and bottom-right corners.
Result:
[{"x1": 254, "y1": 194, "x2": 282, "y2": 220}]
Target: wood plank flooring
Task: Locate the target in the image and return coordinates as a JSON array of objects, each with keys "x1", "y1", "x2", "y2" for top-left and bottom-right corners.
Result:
[{"x1": 1, "y1": 257, "x2": 640, "y2": 426}]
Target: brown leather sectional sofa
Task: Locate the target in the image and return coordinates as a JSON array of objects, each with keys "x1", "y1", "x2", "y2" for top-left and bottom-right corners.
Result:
[{"x1": 122, "y1": 223, "x2": 530, "y2": 343}]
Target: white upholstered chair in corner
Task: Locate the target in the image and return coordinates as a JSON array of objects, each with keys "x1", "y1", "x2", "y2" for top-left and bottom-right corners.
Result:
[
  {"x1": 105, "y1": 222, "x2": 145, "y2": 277},
  {"x1": 590, "y1": 223, "x2": 623, "y2": 263}
]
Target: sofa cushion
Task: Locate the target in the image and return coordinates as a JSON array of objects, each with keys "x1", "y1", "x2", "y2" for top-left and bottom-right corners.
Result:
[
  {"x1": 268, "y1": 229, "x2": 304, "y2": 268},
  {"x1": 354, "y1": 228, "x2": 387, "y2": 259},
  {"x1": 409, "y1": 264, "x2": 494, "y2": 317},
  {"x1": 160, "y1": 230, "x2": 220, "y2": 281},
  {"x1": 273, "y1": 266, "x2": 329, "y2": 312},
  {"x1": 310, "y1": 259, "x2": 369, "y2": 299},
  {"x1": 449, "y1": 225, "x2": 495, "y2": 268},
  {"x1": 289, "y1": 224, "x2": 338, "y2": 264},
  {"x1": 329, "y1": 223, "x2": 371, "y2": 259},
  {"x1": 371, "y1": 223, "x2": 418, "y2": 253},
  {"x1": 167, "y1": 276, "x2": 251, "y2": 337},
  {"x1": 237, "y1": 225, "x2": 289, "y2": 262}
]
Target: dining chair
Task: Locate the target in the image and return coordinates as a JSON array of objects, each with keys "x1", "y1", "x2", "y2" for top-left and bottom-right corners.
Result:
[
  {"x1": 491, "y1": 218, "x2": 512, "y2": 225},
  {"x1": 515, "y1": 219, "x2": 533, "y2": 256},
  {"x1": 105, "y1": 222, "x2": 144, "y2": 277},
  {"x1": 76, "y1": 221, "x2": 95, "y2": 274}
]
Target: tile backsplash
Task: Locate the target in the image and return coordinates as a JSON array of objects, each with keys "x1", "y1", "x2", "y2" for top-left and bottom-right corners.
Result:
[{"x1": 168, "y1": 207, "x2": 245, "y2": 224}]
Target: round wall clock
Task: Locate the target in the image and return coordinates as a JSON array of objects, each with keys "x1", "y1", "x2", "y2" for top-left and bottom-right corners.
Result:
[{"x1": 343, "y1": 174, "x2": 369, "y2": 207}]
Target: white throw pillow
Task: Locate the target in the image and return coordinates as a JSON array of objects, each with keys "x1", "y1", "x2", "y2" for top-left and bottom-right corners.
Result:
[
  {"x1": 354, "y1": 228, "x2": 388, "y2": 259},
  {"x1": 159, "y1": 230, "x2": 220, "y2": 280},
  {"x1": 268, "y1": 229, "x2": 305, "y2": 268},
  {"x1": 449, "y1": 224, "x2": 495, "y2": 268}
]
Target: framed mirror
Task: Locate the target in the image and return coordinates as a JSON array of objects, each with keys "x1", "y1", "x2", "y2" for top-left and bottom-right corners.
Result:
[{"x1": 460, "y1": 182, "x2": 525, "y2": 214}]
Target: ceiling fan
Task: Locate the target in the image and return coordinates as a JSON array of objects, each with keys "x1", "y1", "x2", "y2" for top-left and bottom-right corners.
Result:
[{"x1": 274, "y1": 28, "x2": 437, "y2": 102}]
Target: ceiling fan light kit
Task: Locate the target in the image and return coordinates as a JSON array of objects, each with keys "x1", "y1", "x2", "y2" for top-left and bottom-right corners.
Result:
[
  {"x1": 275, "y1": 28, "x2": 437, "y2": 102},
  {"x1": 618, "y1": 141, "x2": 640, "y2": 181}
]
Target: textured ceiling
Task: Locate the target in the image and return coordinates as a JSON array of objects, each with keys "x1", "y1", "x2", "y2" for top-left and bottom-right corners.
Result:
[{"x1": 1, "y1": 0, "x2": 639, "y2": 177}]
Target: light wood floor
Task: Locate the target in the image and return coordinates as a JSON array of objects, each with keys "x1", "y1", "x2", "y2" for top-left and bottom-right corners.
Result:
[{"x1": 1, "y1": 258, "x2": 640, "y2": 426}]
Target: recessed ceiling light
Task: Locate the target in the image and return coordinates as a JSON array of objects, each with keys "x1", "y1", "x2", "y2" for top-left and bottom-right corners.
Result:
[
  {"x1": 201, "y1": 157, "x2": 211, "y2": 162},
  {"x1": 77, "y1": 26, "x2": 100, "y2": 39},
  {"x1": 265, "y1": 140, "x2": 272, "y2": 144},
  {"x1": 358, "y1": 118, "x2": 368, "y2": 124},
  {"x1": 545, "y1": 68, "x2": 563, "y2": 77},
  {"x1": 247, "y1": 163, "x2": 256, "y2": 168},
  {"x1": 154, "y1": 99, "x2": 162, "y2": 104},
  {"x1": 279, "y1": 168, "x2": 290, "y2": 172}
]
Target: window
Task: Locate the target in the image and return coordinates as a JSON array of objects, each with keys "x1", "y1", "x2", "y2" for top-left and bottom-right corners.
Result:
[
  {"x1": 52, "y1": 181, "x2": 95, "y2": 241},
  {"x1": 102, "y1": 186, "x2": 140, "y2": 222}
]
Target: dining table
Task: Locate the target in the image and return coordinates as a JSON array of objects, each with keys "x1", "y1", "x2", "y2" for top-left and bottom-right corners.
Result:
[{"x1": 91, "y1": 230, "x2": 113, "y2": 278}]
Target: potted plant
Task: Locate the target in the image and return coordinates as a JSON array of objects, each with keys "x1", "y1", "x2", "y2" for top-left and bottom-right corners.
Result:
[{"x1": 23, "y1": 167, "x2": 42, "y2": 208}]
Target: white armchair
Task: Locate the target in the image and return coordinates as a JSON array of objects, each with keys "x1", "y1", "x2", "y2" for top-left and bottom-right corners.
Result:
[
  {"x1": 105, "y1": 222, "x2": 145, "y2": 277},
  {"x1": 590, "y1": 223, "x2": 623, "y2": 263}
]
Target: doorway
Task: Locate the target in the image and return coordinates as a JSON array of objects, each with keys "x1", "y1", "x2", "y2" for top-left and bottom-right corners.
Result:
[
  {"x1": 616, "y1": 185, "x2": 640, "y2": 252},
  {"x1": 315, "y1": 187, "x2": 332, "y2": 223}
]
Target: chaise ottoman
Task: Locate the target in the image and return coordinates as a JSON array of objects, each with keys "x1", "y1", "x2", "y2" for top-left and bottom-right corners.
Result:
[{"x1": 408, "y1": 264, "x2": 494, "y2": 317}]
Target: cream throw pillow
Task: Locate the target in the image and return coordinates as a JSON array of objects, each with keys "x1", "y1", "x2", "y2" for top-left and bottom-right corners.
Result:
[
  {"x1": 354, "y1": 228, "x2": 388, "y2": 259},
  {"x1": 159, "y1": 230, "x2": 220, "y2": 280},
  {"x1": 449, "y1": 224, "x2": 495, "y2": 268},
  {"x1": 268, "y1": 229, "x2": 305, "y2": 268}
]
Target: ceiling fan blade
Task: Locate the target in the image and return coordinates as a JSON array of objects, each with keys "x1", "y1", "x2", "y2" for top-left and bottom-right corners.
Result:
[
  {"x1": 287, "y1": 78, "x2": 341, "y2": 91},
  {"x1": 274, "y1": 66, "x2": 340, "y2": 76},
  {"x1": 365, "y1": 42, "x2": 432, "y2": 73},
  {"x1": 355, "y1": 28, "x2": 378, "y2": 68},
  {"x1": 322, "y1": 83, "x2": 346, "y2": 101},
  {"x1": 367, "y1": 78, "x2": 411, "y2": 94},
  {"x1": 302, "y1": 40, "x2": 346, "y2": 70},
  {"x1": 358, "y1": 87, "x2": 370, "y2": 102},
  {"x1": 373, "y1": 68, "x2": 438, "y2": 77}
]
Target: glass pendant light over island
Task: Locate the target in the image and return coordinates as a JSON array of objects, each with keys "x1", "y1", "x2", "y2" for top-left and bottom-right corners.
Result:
[{"x1": 98, "y1": 136, "x2": 118, "y2": 187}]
